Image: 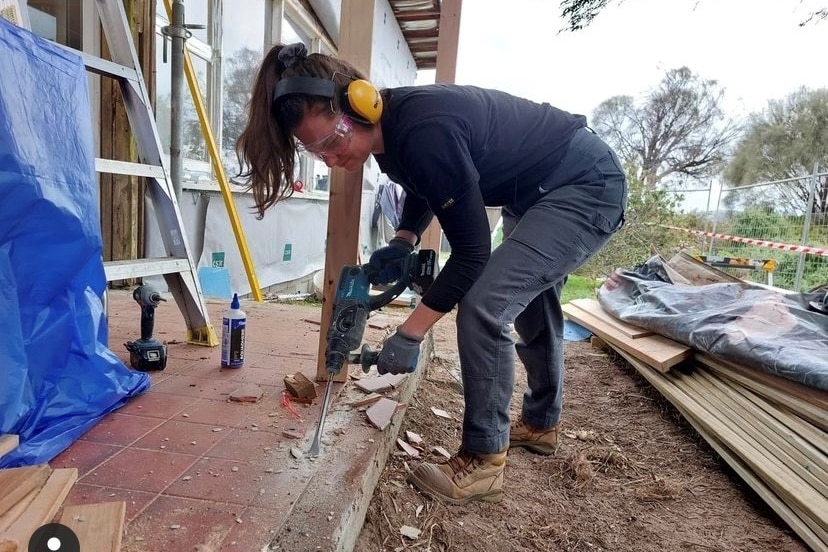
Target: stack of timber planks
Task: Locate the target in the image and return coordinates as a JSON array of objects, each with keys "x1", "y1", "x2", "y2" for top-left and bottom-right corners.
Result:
[
  {"x1": 563, "y1": 299, "x2": 828, "y2": 552},
  {"x1": 0, "y1": 435, "x2": 126, "y2": 552}
]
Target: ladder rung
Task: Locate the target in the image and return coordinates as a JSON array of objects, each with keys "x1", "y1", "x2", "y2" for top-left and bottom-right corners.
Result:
[
  {"x1": 104, "y1": 258, "x2": 191, "y2": 281},
  {"x1": 95, "y1": 158, "x2": 166, "y2": 179},
  {"x1": 56, "y1": 43, "x2": 140, "y2": 82}
]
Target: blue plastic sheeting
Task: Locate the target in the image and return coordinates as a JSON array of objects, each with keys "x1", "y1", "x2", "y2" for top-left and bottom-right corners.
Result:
[
  {"x1": 597, "y1": 256, "x2": 828, "y2": 391},
  {"x1": 564, "y1": 319, "x2": 592, "y2": 342},
  {"x1": 0, "y1": 19, "x2": 149, "y2": 467}
]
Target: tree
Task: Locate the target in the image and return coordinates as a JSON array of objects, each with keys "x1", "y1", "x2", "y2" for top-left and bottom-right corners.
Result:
[
  {"x1": 723, "y1": 87, "x2": 828, "y2": 216},
  {"x1": 591, "y1": 67, "x2": 740, "y2": 189},
  {"x1": 579, "y1": 163, "x2": 701, "y2": 278},
  {"x1": 558, "y1": 1, "x2": 828, "y2": 31},
  {"x1": 222, "y1": 47, "x2": 263, "y2": 163}
]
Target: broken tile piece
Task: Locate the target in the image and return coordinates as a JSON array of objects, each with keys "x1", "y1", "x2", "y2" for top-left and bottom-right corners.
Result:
[
  {"x1": 282, "y1": 429, "x2": 303, "y2": 440},
  {"x1": 229, "y1": 383, "x2": 263, "y2": 403},
  {"x1": 350, "y1": 393, "x2": 383, "y2": 408},
  {"x1": 354, "y1": 373, "x2": 408, "y2": 393},
  {"x1": 400, "y1": 525, "x2": 421, "y2": 539},
  {"x1": 430, "y1": 406, "x2": 451, "y2": 419},
  {"x1": 405, "y1": 430, "x2": 423, "y2": 445},
  {"x1": 366, "y1": 398, "x2": 401, "y2": 430},
  {"x1": 396, "y1": 438, "x2": 420, "y2": 458},
  {"x1": 367, "y1": 314, "x2": 394, "y2": 329},
  {"x1": 433, "y1": 446, "x2": 451, "y2": 459}
]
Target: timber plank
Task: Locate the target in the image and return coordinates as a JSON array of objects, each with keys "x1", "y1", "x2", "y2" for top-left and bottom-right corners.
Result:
[
  {"x1": 0, "y1": 436, "x2": 18, "y2": 460},
  {"x1": 0, "y1": 465, "x2": 51, "y2": 519},
  {"x1": 613, "y1": 348, "x2": 828, "y2": 551},
  {"x1": 0, "y1": 487, "x2": 38, "y2": 534},
  {"x1": 562, "y1": 303, "x2": 691, "y2": 372},
  {"x1": 697, "y1": 368, "x2": 828, "y2": 479},
  {"x1": 2, "y1": 468, "x2": 77, "y2": 547},
  {"x1": 569, "y1": 299, "x2": 654, "y2": 339},
  {"x1": 697, "y1": 353, "x2": 828, "y2": 431},
  {"x1": 60, "y1": 501, "x2": 125, "y2": 552},
  {"x1": 665, "y1": 373, "x2": 828, "y2": 534},
  {"x1": 682, "y1": 370, "x2": 828, "y2": 497}
]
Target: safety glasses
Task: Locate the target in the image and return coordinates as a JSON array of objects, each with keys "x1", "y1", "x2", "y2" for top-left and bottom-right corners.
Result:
[{"x1": 296, "y1": 114, "x2": 353, "y2": 161}]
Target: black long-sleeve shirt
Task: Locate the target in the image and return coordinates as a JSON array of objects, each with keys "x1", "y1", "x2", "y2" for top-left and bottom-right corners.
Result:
[{"x1": 373, "y1": 84, "x2": 585, "y2": 313}]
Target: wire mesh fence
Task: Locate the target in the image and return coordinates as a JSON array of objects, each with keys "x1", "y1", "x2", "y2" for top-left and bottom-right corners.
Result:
[{"x1": 669, "y1": 167, "x2": 828, "y2": 291}]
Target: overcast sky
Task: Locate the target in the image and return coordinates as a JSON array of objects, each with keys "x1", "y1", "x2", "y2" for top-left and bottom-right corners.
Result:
[{"x1": 421, "y1": 0, "x2": 825, "y2": 124}]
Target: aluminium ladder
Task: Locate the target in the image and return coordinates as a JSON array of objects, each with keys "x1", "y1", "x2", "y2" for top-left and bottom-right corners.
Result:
[{"x1": 67, "y1": 0, "x2": 217, "y2": 346}]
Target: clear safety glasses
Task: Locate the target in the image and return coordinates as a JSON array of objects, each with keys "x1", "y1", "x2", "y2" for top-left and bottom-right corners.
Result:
[{"x1": 296, "y1": 114, "x2": 354, "y2": 161}]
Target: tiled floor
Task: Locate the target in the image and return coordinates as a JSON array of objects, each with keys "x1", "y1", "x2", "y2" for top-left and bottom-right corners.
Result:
[{"x1": 52, "y1": 289, "x2": 406, "y2": 551}]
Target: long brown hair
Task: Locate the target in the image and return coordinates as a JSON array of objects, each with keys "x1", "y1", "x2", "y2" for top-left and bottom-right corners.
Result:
[{"x1": 235, "y1": 43, "x2": 369, "y2": 217}]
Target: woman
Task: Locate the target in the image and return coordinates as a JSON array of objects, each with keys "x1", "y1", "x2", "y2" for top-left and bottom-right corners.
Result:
[{"x1": 237, "y1": 43, "x2": 627, "y2": 505}]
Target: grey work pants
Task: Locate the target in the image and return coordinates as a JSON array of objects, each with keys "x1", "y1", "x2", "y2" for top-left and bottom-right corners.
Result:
[{"x1": 456, "y1": 128, "x2": 627, "y2": 454}]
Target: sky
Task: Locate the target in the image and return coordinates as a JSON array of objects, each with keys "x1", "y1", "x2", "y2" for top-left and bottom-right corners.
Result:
[
  {"x1": 415, "y1": 0, "x2": 825, "y2": 211},
  {"x1": 420, "y1": 0, "x2": 825, "y2": 124}
]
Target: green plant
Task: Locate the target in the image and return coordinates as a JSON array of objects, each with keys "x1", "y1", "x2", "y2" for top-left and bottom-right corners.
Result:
[{"x1": 562, "y1": 274, "x2": 598, "y2": 304}]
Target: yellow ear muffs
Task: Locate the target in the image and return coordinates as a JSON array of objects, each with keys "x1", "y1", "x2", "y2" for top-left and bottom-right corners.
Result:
[{"x1": 344, "y1": 79, "x2": 383, "y2": 124}]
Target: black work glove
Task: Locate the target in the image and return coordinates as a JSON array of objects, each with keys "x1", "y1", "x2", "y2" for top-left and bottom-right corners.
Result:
[
  {"x1": 367, "y1": 237, "x2": 414, "y2": 285},
  {"x1": 377, "y1": 330, "x2": 423, "y2": 375}
]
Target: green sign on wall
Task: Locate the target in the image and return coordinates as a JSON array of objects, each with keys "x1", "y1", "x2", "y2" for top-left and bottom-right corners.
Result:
[{"x1": 283, "y1": 243, "x2": 292, "y2": 261}]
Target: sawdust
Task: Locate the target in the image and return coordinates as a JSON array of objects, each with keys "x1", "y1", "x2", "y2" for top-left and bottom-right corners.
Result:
[{"x1": 355, "y1": 310, "x2": 808, "y2": 552}]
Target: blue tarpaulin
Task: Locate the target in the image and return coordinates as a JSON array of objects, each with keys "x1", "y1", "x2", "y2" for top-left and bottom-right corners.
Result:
[{"x1": 0, "y1": 19, "x2": 149, "y2": 467}]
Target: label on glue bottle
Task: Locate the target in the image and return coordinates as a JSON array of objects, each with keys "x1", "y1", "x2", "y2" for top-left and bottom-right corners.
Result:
[{"x1": 221, "y1": 293, "x2": 246, "y2": 368}]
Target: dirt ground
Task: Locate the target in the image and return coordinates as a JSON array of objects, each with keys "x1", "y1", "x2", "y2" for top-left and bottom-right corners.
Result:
[{"x1": 355, "y1": 311, "x2": 808, "y2": 552}]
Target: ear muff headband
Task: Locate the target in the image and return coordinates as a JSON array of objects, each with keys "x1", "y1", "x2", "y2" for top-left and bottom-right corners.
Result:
[
  {"x1": 273, "y1": 76, "x2": 383, "y2": 125},
  {"x1": 273, "y1": 77, "x2": 335, "y2": 103}
]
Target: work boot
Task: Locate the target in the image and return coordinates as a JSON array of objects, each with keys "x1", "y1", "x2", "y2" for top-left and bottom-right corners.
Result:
[
  {"x1": 509, "y1": 419, "x2": 560, "y2": 455},
  {"x1": 406, "y1": 448, "x2": 506, "y2": 504}
]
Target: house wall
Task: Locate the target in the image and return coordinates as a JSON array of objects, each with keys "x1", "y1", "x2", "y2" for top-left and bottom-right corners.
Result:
[{"x1": 147, "y1": 0, "x2": 418, "y2": 298}]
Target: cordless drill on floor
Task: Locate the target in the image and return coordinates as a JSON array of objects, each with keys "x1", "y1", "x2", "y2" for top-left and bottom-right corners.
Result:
[{"x1": 124, "y1": 284, "x2": 167, "y2": 371}]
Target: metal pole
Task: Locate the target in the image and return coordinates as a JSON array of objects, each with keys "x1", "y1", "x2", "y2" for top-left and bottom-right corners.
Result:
[
  {"x1": 169, "y1": 0, "x2": 186, "y2": 199},
  {"x1": 707, "y1": 182, "x2": 724, "y2": 257},
  {"x1": 793, "y1": 163, "x2": 819, "y2": 292}
]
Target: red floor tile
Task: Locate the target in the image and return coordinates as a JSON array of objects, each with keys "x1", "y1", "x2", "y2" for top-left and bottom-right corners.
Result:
[
  {"x1": 149, "y1": 374, "x2": 242, "y2": 399},
  {"x1": 80, "y1": 412, "x2": 164, "y2": 446},
  {"x1": 82, "y1": 448, "x2": 197, "y2": 493},
  {"x1": 163, "y1": 456, "x2": 277, "y2": 506},
  {"x1": 174, "y1": 398, "x2": 252, "y2": 428},
  {"x1": 222, "y1": 506, "x2": 281, "y2": 550},
  {"x1": 51, "y1": 440, "x2": 123, "y2": 477},
  {"x1": 63, "y1": 483, "x2": 156, "y2": 522},
  {"x1": 121, "y1": 495, "x2": 241, "y2": 552},
  {"x1": 231, "y1": 365, "x2": 287, "y2": 386},
  {"x1": 165, "y1": 341, "x2": 220, "y2": 362},
  {"x1": 164, "y1": 455, "x2": 311, "y2": 511},
  {"x1": 116, "y1": 390, "x2": 199, "y2": 419},
  {"x1": 203, "y1": 427, "x2": 282, "y2": 463},
  {"x1": 131, "y1": 419, "x2": 232, "y2": 456}
]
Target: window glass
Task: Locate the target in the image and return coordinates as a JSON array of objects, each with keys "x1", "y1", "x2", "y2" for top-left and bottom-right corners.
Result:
[
  {"x1": 155, "y1": 30, "x2": 210, "y2": 186},
  {"x1": 164, "y1": 0, "x2": 209, "y2": 42},
  {"x1": 221, "y1": 0, "x2": 265, "y2": 176},
  {"x1": 280, "y1": 19, "x2": 328, "y2": 194},
  {"x1": 27, "y1": 0, "x2": 82, "y2": 49}
]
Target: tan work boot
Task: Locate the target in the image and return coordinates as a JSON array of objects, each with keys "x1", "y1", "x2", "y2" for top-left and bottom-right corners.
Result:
[
  {"x1": 509, "y1": 419, "x2": 560, "y2": 455},
  {"x1": 406, "y1": 448, "x2": 506, "y2": 504}
]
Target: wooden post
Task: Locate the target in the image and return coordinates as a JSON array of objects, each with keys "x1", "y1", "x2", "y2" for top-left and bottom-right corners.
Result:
[
  {"x1": 419, "y1": 0, "x2": 462, "y2": 254},
  {"x1": 315, "y1": 0, "x2": 376, "y2": 382}
]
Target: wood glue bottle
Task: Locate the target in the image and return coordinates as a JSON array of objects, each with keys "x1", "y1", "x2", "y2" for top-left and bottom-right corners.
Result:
[{"x1": 221, "y1": 293, "x2": 246, "y2": 368}]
